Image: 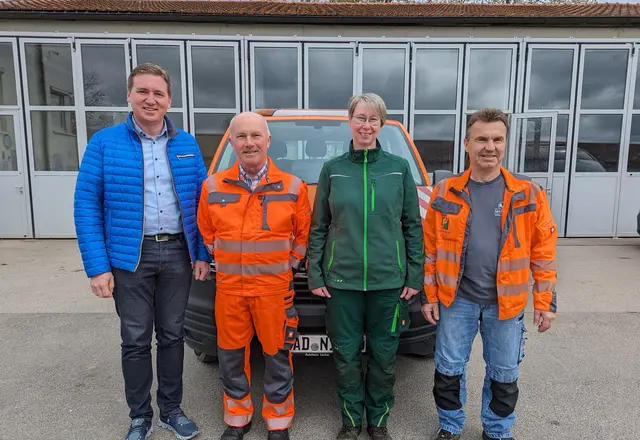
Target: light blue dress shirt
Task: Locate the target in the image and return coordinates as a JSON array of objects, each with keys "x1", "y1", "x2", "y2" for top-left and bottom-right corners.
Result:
[{"x1": 132, "y1": 116, "x2": 183, "y2": 236}]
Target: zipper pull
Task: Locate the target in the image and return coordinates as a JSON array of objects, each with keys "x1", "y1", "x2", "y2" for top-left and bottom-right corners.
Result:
[
  {"x1": 364, "y1": 149, "x2": 368, "y2": 163},
  {"x1": 371, "y1": 180, "x2": 375, "y2": 211}
]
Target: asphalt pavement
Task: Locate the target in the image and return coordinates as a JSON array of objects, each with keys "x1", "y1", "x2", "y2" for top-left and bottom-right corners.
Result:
[{"x1": 1, "y1": 238, "x2": 639, "y2": 440}]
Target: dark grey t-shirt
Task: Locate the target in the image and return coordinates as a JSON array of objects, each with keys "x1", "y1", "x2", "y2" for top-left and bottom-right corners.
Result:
[{"x1": 457, "y1": 174, "x2": 505, "y2": 305}]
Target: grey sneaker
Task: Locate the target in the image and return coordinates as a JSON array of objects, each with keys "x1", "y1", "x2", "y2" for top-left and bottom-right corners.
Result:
[
  {"x1": 125, "y1": 418, "x2": 153, "y2": 440},
  {"x1": 158, "y1": 410, "x2": 199, "y2": 440}
]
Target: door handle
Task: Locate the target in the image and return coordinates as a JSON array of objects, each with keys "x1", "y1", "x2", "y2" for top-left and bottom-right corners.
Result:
[{"x1": 15, "y1": 185, "x2": 23, "y2": 193}]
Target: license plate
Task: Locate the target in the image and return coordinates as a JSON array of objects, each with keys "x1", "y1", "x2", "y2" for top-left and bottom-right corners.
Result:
[{"x1": 291, "y1": 334, "x2": 366, "y2": 356}]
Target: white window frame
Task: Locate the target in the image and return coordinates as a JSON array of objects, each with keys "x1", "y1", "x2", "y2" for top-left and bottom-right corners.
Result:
[
  {"x1": 132, "y1": 39, "x2": 188, "y2": 130},
  {"x1": 621, "y1": 43, "x2": 640, "y2": 176},
  {"x1": 303, "y1": 42, "x2": 356, "y2": 109},
  {"x1": 20, "y1": 37, "x2": 80, "y2": 177},
  {"x1": 0, "y1": 38, "x2": 21, "y2": 111},
  {"x1": 249, "y1": 42, "x2": 302, "y2": 111},
  {"x1": 409, "y1": 43, "x2": 464, "y2": 173}
]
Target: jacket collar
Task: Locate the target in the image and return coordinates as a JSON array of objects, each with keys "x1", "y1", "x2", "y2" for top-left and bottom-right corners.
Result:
[
  {"x1": 449, "y1": 166, "x2": 527, "y2": 194},
  {"x1": 126, "y1": 111, "x2": 179, "y2": 139},
  {"x1": 222, "y1": 156, "x2": 285, "y2": 192},
  {"x1": 348, "y1": 139, "x2": 382, "y2": 164}
]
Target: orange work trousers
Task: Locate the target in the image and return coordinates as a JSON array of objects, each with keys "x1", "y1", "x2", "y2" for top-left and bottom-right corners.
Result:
[{"x1": 215, "y1": 290, "x2": 299, "y2": 431}]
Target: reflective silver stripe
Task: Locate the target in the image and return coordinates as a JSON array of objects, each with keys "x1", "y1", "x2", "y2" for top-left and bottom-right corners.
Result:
[
  {"x1": 531, "y1": 259, "x2": 557, "y2": 271},
  {"x1": 224, "y1": 413, "x2": 252, "y2": 427},
  {"x1": 498, "y1": 257, "x2": 530, "y2": 272},
  {"x1": 436, "y1": 248, "x2": 460, "y2": 265},
  {"x1": 497, "y1": 282, "x2": 530, "y2": 297},
  {"x1": 265, "y1": 416, "x2": 293, "y2": 430},
  {"x1": 292, "y1": 241, "x2": 307, "y2": 256},
  {"x1": 533, "y1": 280, "x2": 556, "y2": 293},
  {"x1": 425, "y1": 253, "x2": 436, "y2": 265},
  {"x1": 288, "y1": 176, "x2": 302, "y2": 196},
  {"x1": 226, "y1": 399, "x2": 253, "y2": 410},
  {"x1": 214, "y1": 238, "x2": 291, "y2": 253},
  {"x1": 206, "y1": 176, "x2": 217, "y2": 193},
  {"x1": 217, "y1": 261, "x2": 290, "y2": 276},
  {"x1": 205, "y1": 243, "x2": 214, "y2": 254},
  {"x1": 437, "y1": 272, "x2": 457, "y2": 287},
  {"x1": 529, "y1": 182, "x2": 541, "y2": 204},
  {"x1": 424, "y1": 274, "x2": 437, "y2": 286}
]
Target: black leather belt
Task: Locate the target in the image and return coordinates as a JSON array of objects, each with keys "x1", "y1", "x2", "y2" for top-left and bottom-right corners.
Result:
[{"x1": 144, "y1": 233, "x2": 183, "y2": 242}]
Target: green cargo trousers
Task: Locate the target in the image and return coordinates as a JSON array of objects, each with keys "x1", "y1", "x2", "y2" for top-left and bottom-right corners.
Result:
[{"x1": 326, "y1": 287, "x2": 411, "y2": 428}]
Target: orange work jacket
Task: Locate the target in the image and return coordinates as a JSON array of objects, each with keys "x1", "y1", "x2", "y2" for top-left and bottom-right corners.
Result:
[
  {"x1": 197, "y1": 157, "x2": 311, "y2": 296},
  {"x1": 423, "y1": 167, "x2": 558, "y2": 320}
]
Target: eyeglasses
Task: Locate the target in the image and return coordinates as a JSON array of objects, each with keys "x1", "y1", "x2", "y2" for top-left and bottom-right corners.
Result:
[{"x1": 353, "y1": 115, "x2": 381, "y2": 126}]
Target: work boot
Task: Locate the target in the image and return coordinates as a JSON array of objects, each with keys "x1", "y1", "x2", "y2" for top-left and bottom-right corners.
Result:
[
  {"x1": 267, "y1": 429, "x2": 290, "y2": 440},
  {"x1": 221, "y1": 421, "x2": 252, "y2": 440},
  {"x1": 433, "y1": 429, "x2": 461, "y2": 440},
  {"x1": 336, "y1": 425, "x2": 362, "y2": 440},
  {"x1": 124, "y1": 418, "x2": 153, "y2": 440},
  {"x1": 482, "y1": 433, "x2": 515, "y2": 440},
  {"x1": 367, "y1": 426, "x2": 392, "y2": 440}
]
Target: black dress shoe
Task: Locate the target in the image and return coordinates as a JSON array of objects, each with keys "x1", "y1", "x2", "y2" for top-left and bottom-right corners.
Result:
[{"x1": 220, "y1": 421, "x2": 252, "y2": 440}]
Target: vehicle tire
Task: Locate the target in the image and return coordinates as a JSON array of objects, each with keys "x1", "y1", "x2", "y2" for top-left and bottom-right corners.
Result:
[{"x1": 194, "y1": 350, "x2": 218, "y2": 363}]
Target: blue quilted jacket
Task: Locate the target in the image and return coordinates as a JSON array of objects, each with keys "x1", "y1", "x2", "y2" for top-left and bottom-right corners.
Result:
[{"x1": 74, "y1": 113, "x2": 212, "y2": 278}]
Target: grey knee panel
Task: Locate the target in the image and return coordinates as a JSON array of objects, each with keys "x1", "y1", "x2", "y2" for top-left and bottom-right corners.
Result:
[
  {"x1": 218, "y1": 347, "x2": 250, "y2": 400},
  {"x1": 489, "y1": 378, "x2": 519, "y2": 418},
  {"x1": 433, "y1": 370, "x2": 463, "y2": 411}
]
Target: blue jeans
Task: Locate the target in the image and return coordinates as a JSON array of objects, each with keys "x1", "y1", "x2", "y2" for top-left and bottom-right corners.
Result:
[
  {"x1": 433, "y1": 297, "x2": 526, "y2": 439},
  {"x1": 112, "y1": 236, "x2": 193, "y2": 421}
]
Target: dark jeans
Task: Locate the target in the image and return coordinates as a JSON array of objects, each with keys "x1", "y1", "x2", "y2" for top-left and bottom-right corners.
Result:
[{"x1": 112, "y1": 236, "x2": 193, "y2": 421}]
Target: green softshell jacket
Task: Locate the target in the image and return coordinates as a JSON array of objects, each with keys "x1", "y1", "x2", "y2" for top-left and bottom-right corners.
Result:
[{"x1": 307, "y1": 141, "x2": 425, "y2": 292}]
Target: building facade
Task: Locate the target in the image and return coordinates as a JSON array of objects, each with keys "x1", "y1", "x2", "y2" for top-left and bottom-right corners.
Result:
[{"x1": 0, "y1": 2, "x2": 639, "y2": 239}]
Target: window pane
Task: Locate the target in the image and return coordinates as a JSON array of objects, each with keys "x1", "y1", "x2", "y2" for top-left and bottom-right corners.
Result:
[
  {"x1": 253, "y1": 47, "x2": 298, "y2": 109},
  {"x1": 520, "y1": 117, "x2": 553, "y2": 173},
  {"x1": 136, "y1": 45, "x2": 183, "y2": 108},
  {"x1": 86, "y1": 111, "x2": 128, "y2": 141},
  {"x1": 362, "y1": 48, "x2": 406, "y2": 110},
  {"x1": 635, "y1": 57, "x2": 640, "y2": 110},
  {"x1": 308, "y1": 48, "x2": 353, "y2": 109},
  {"x1": 0, "y1": 44, "x2": 17, "y2": 106},
  {"x1": 554, "y1": 114, "x2": 570, "y2": 172},
  {"x1": 0, "y1": 115, "x2": 17, "y2": 171},
  {"x1": 528, "y1": 49, "x2": 573, "y2": 110},
  {"x1": 82, "y1": 44, "x2": 127, "y2": 107},
  {"x1": 387, "y1": 114, "x2": 404, "y2": 125},
  {"x1": 467, "y1": 49, "x2": 512, "y2": 110},
  {"x1": 31, "y1": 110, "x2": 78, "y2": 171},
  {"x1": 194, "y1": 113, "x2": 234, "y2": 168},
  {"x1": 414, "y1": 49, "x2": 459, "y2": 110},
  {"x1": 25, "y1": 43, "x2": 74, "y2": 106},
  {"x1": 576, "y1": 114, "x2": 621, "y2": 172},
  {"x1": 628, "y1": 115, "x2": 640, "y2": 172},
  {"x1": 581, "y1": 49, "x2": 628, "y2": 110},
  {"x1": 191, "y1": 46, "x2": 237, "y2": 109},
  {"x1": 413, "y1": 114, "x2": 455, "y2": 172},
  {"x1": 167, "y1": 112, "x2": 184, "y2": 130}
]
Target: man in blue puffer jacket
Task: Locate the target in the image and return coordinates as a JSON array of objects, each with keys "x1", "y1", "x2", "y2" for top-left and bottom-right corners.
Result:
[{"x1": 74, "y1": 63, "x2": 211, "y2": 440}]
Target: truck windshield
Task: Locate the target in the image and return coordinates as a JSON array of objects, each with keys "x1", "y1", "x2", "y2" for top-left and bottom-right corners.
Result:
[{"x1": 214, "y1": 119, "x2": 425, "y2": 185}]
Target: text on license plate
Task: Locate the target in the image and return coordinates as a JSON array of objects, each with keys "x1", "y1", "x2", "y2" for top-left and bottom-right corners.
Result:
[{"x1": 291, "y1": 334, "x2": 366, "y2": 356}]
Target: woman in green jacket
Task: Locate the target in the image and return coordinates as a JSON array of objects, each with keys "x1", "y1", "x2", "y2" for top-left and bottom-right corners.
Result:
[{"x1": 307, "y1": 93, "x2": 425, "y2": 440}]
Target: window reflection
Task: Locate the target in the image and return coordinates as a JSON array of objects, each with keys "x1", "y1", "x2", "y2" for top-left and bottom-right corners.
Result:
[
  {"x1": 191, "y1": 46, "x2": 237, "y2": 109},
  {"x1": 31, "y1": 110, "x2": 78, "y2": 171},
  {"x1": 628, "y1": 115, "x2": 640, "y2": 172},
  {"x1": 413, "y1": 114, "x2": 455, "y2": 172},
  {"x1": 528, "y1": 49, "x2": 573, "y2": 110},
  {"x1": 0, "y1": 115, "x2": 17, "y2": 171},
  {"x1": 467, "y1": 49, "x2": 512, "y2": 110},
  {"x1": 254, "y1": 47, "x2": 298, "y2": 109},
  {"x1": 194, "y1": 113, "x2": 234, "y2": 168},
  {"x1": 308, "y1": 48, "x2": 353, "y2": 109},
  {"x1": 554, "y1": 115, "x2": 569, "y2": 172},
  {"x1": 25, "y1": 43, "x2": 74, "y2": 106},
  {"x1": 635, "y1": 57, "x2": 640, "y2": 110},
  {"x1": 136, "y1": 45, "x2": 183, "y2": 108},
  {"x1": 581, "y1": 49, "x2": 628, "y2": 110},
  {"x1": 414, "y1": 49, "x2": 459, "y2": 111},
  {"x1": 0, "y1": 44, "x2": 17, "y2": 106},
  {"x1": 82, "y1": 44, "x2": 127, "y2": 107},
  {"x1": 362, "y1": 48, "x2": 406, "y2": 110},
  {"x1": 86, "y1": 112, "x2": 128, "y2": 141},
  {"x1": 577, "y1": 114, "x2": 621, "y2": 172}
]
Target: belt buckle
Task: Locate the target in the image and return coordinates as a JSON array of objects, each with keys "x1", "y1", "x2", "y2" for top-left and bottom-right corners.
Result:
[{"x1": 155, "y1": 234, "x2": 169, "y2": 242}]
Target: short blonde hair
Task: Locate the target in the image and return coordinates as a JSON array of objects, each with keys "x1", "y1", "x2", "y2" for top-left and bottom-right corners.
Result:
[
  {"x1": 466, "y1": 108, "x2": 509, "y2": 139},
  {"x1": 127, "y1": 63, "x2": 172, "y2": 97},
  {"x1": 348, "y1": 93, "x2": 387, "y2": 126}
]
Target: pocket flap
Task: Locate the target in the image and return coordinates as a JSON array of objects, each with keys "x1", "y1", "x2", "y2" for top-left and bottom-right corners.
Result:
[
  {"x1": 430, "y1": 196, "x2": 462, "y2": 215},
  {"x1": 207, "y1": 192, "x2": 241, "y2": 204}
]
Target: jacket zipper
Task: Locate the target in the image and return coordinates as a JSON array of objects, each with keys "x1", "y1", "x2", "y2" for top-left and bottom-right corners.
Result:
[
  {"x1": 396, "y1": 240, "x2": 403, "y2": 273},
  {"x1": 328, "y1": 239, "x2": 335, "y2": 270},
  {"x1": 371, "y1": 180, "x2": 375, "y2": 211},
  {"x1": 391, "y1": 303, "x2": 400, "y2": 332},
  {"x1": 165, "y1": 143, "x2": 193, "y2": 264},
  {"x1": 134, "y1": 134, "x2": 146, "y2": 271},
  {"x1": 363, "y1": 149, "x2": 368, "y2": 291}
]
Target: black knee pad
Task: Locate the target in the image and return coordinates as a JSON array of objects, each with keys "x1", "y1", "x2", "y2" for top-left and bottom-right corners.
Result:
[
  {"x1": 433, "y1": 370, "x2": 463, "y2": 411},
  {"x1": 489, "y1": 379, "x2": 519, "y2": 418}
]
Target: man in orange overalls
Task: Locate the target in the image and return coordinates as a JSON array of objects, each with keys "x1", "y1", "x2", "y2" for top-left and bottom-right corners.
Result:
[{"x1": 197, "y1": 111, "x2": 311, "y2": 440}]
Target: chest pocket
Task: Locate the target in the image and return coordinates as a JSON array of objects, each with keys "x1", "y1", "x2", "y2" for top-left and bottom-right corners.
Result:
[
  {"x1": 208, "y1": 192, "x2": 243, "y2": 232},
  {"x1": 430, "y1": 196, "x2": 463, "y2": 240},
  {"x1": 261, "y1": 193, "x2": 297, "y2": 232},
  {"x1": 369, "y1": 171, "x2": 403, "y2": 215}
]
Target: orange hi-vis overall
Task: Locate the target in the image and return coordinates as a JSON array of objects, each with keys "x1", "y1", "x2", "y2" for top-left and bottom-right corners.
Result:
[
  {"x1": 423, "y1": 167, "x2": 558, "y2": 320},
  {"x1": 197, "y1": 157, "x2": 311, "y2": 431}
]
